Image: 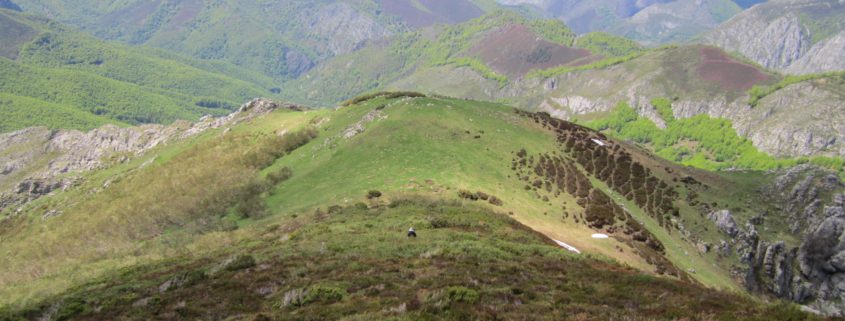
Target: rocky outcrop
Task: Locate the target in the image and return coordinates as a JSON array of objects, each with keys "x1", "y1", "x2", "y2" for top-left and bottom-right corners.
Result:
[
  {"x1": 306, "y1": 3, "x2": 391, "y2": 56},
  {"x1": 763, "y1": 164, "x2": 844, "y2": 233},
  {"x1": 708, "y1": 209, "x2": 739, "y2": 237},
  {"x1": 701, "y1": 0, "x2": 845, "y2": 74},
  {"x1": 496, "y1": 0, "x2": 736, "y2": 44},
  {"x1": 731, "y1": 165, "x2": 845, "y2": 315},
  {"x1": 786, "y1": 30, "x2": 845, "y2": 74},
  {"x1": 0, "y1": 98, "x2": 294, "y2": 215}
]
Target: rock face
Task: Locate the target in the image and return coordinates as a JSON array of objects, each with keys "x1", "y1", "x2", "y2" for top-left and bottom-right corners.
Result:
[
  {"x1": 734, "y1": 165, "x2": 845, "y2": 315},
  {"x1": 0, "y1": 98, "x2": 292, "y2": 215},
  {"x1": 786, "y1": 30, "x2": 845, "y2": 74},
  {"x1": 511, "y1": 46, "x2": 845, "y2": 158},
  {"x1": 701, "y1": 0, "x2": 845, "y2": 74},
  {"x1": 708, "y1": 210, "x2": 739, "y2": 237},
  {"x1": 496, "y1": 0, "x2": 739, "y2": 44},
  {"x1": 306, "y1": 3, "x2": 391, "y2": 56}
]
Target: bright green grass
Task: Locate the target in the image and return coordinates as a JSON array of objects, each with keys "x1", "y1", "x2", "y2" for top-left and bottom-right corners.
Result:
[
  {"x1": 748, "y1": 71, "x2": 845, "y2": 107},
  {"x1": 587, "y1": 175, "x2": 740, "y2": 291},
  {"x1": 265, "y1": 96, "x2": 558, "y2": 214}
]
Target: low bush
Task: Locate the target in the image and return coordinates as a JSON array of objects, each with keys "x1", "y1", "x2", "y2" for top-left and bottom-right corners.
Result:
[
  {"x1": 303, "y1": 285, "x2": 346, "y2": 304},
  {"x1": 224, "y1": 255, "x2": 256, "y2": 272},
  {"x1": 446, "y1": 286, "x2": 479, "y2": 304},
  {"x1": 342, "y1": 91, "x2": 426, "y2": 106},
  {"x1": 366, "y1": 190, "x2": 382, "y2": 199},
  {"x1": 267, "y1": 167, "x2": 292, "y2": 185},
  {"x1": 488, "y1": 196, "x2": 503, "y2": 206},
  {"x1": 457, "y1": 190, "x2": 478, "y2": 200}
]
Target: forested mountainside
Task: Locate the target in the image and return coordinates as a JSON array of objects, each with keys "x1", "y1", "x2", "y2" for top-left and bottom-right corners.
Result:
[{"x1": 0, "y1": 9, "x2": 277, "y2": 132}]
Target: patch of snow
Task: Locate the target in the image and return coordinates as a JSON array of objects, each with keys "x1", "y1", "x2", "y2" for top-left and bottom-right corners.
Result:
[
  {"x1": 591, "y1": 139, "x2": 607, "y2": 146},
  {"x1": 553, "y1": 239, "x2": 581, "y2": 254},
  {"x1": 591, "y1": 233, "x2": 609, "y2": 239}
]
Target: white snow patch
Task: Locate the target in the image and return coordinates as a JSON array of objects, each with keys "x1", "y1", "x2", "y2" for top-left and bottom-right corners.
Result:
[
  {"x1": 591, "y1": 233, "x2": 610, "y2": 239},
  {"x1": 591, "y1": 139, "x2": 607, "y2": 146},
  {"x1": 553, "y1": 239, "x2": 581, "y2": 254}
]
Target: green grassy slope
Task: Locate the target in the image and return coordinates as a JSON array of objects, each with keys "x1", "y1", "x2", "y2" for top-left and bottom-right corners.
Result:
[
  {"x1": 0, "y1": 9, "x2": 275, "y2": 132},
  {"x1": 0, "y1": 94, "x2": 764, "y2": 307},
  {"x1": 2, "y1": 200, "x2": 816, "y2": 320},
  {"x1": 1, "y1": 94, "x2": 837, "y2": 320}
]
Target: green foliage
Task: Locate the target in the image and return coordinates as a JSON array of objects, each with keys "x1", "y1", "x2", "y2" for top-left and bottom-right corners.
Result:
[
  {"x1": 303, "y1": 285, "x2": 346, "y2": 305},
  {"x1": 651, "y1": 97, "x2": 675, "y2": 123},
  {"x1": 445, "y1": 57, "x2": 507, "y2": 86},
  {"x1": 342, "y1": 91, "x2": 426, "y2": 107},
  {"x1": 528, "y1": 51, "x2": 646, "y2": 79},
  {"x1": 525, "y1": 18, "x2": 577, "y2": 46},
  {"x1": 0, "y1": 93, "x2": 117, "y2": 132},
  {"x1": 445, "y1": 286, "x2": 479, "y2": 304},
  {"x1": 748, "y1": 71, "x2": 845, "y2": 107},
  {"x1": 586, "y1": 101, "x2": 844, "y2": 172},
  {"x1": 0, "y1": 10, "x2": 275, "y2": 131},
  {"x1": 574, "y1": 32, "x2": 644, "y2": 58},
  {"x1": 267, "y1": 167, "x2": 293, "y2": 185}
]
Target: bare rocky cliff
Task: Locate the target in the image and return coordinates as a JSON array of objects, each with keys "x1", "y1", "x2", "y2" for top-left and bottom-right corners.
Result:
[
  {"x1": 701, "y1": 0, "x2": 845, "y2": 74},
  {"x1": 736, "y1": 165, "x2": 845, "y2": 315}
]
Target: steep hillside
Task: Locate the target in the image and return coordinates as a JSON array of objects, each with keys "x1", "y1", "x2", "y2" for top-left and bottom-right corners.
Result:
[
  {"x1": 497, "y1": 0, "x2": 746, "y2": 45},
  {"x1": 0, "y1": 94, "x2": 842, "y2": 317},
  {"x1": 8, "y1": 0, "x2": 498, "y2": 81},
  {"x1": 0, "y1": 10, "x2": 275, "y2": 132},
  {"x1": 279, "y1": 12, "x2": 843, "y2": 163},
  {"x1": 382, "y1": 44, "x2": 845, "y2": 163},
  {"x1": 701, "y1": 0, "x2": 845, "y2": 74},
  {"x1": 282, "y1": 12, "x2": 641, "y2": 105}
]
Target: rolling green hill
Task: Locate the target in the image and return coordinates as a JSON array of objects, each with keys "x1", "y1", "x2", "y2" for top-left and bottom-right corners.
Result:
[
  {"x1": 0, "y1": 94, "x2": 839, "y2": 319},
  {"x1": 0, "y1": 9, "x2": 276, "y2": 132}
]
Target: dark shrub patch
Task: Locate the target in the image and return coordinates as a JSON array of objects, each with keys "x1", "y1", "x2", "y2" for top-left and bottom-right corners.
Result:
[
  {"x1": 367, "y1": 190, "x2": 382, "y2": 199},
  {"x1": 458, "y1": 190, "x2": 478, "y2": 200},
  {"x1": 267, "y1": 167, "x2": 292, "y2": 185},
  {"x1": 488, "y1": 196, "x2": 503, "y2": 206}
]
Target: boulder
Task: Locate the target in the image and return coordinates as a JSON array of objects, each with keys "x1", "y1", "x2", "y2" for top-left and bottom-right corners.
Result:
[{"x1": 708, "y1": 210, "x2": 739, "y2": 237}]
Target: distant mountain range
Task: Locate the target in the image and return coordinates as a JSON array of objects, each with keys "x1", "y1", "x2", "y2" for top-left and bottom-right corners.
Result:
[{"x1": 496, "y1": 0, "x2": 767, "y2": 45}]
